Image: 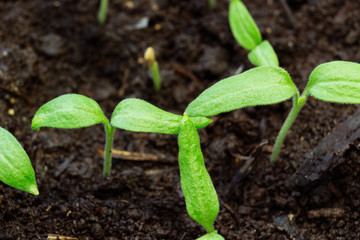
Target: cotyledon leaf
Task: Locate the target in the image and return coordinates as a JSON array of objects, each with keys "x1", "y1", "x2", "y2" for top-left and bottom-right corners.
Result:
[
  {"x1": 304, "y1": 61, "x2": 360, "y2": 103},
  {"x1": 229, "y1": 0, "x2": 262, "y2": 50},
  {"x1": 111, "y1": 98, "x2": 212, "y2": 134},
  {"x1": 178, "y1": 115, "x2": 219, "y2": 233},
  {"x1": 248, "y1": 40, "x2": 279, "y2": 67},
  {"x1": 0, "y1": 127, "x2": 38, "y2": 195},
  {"x1": 32, "y1": 94, "x2": 108, "y2": 130},
  {"x1": 185, "y1": 66, "x2": 297, "y2": 117}
]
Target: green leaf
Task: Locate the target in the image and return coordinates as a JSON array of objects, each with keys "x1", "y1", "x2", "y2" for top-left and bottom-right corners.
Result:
[
  {"x1": 178, "y1": 115, "x2": 219, "y2": 233},
  {"x1": 111, "y1": 98, "x2": 212, "y2": 134},
  {"x1": 0, "y1": 127, "x2": 38, "y2": 195},
  {"x1": 186, "y1": 66, "x2": 297, "y2": 117},
  {"x1": 305, "y1": 61, "x2": 360, "y2": 103},
  {"x1": 248, "y1": 40, "x2": 279, "y2": 67},
  {"x1": 196, "y1": 231, "x2": 225, "y2": 240},
  {"x1": 190, "y1": 116, "x2": 213, "y2": 130},
  {"x1": 32, "y1": 94, "x2": 108, "y2": 130},
  {"x1": 229, "y1": 0, "x2": 262, "y2": 50}
]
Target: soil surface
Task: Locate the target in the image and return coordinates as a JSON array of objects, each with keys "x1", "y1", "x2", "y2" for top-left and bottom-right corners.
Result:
[{"x1": 1, "y1": 0, "x2": 360, "y2": 239}]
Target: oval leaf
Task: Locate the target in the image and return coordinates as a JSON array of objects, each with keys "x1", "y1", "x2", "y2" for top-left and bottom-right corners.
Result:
[
  {"x1": 305, "y1": 61, "x2": 360, "y2": 103},
  {"x1": 0, "y1": 127, "x2": 38, "y2": 195},
  {"x1": 186, "y1": 66, "x2": 297, "y2": 117},
  {"x1": 178, "y1": 115, "x2": 219, "y2": 233},
  {"x1": 229, "y1": 0, "x2": 262, "y2": 50},
  {"x1": 32, "y1": 94, "x2": 108, "y2": 130},
  {"x1": 248, "y1": 40, "x2": 279, "y2": 67},
  {"x1": 111, "y1": 98, "x2": 212, "y2": 134}
]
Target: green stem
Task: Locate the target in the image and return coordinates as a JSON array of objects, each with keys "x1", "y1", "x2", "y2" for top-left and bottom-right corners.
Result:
[
  {"x1": 270, "y1": 92, "x2": 307, "y2": 163},
  {"x1": 150, "y1": 61, "x2": 161, "y2": 92},
  {"x1": 98, "y1": 0, "x2": 109, "y2": 24},
  {"x1": 103, "y1": 123, "x2": 115, "y2": 177}
]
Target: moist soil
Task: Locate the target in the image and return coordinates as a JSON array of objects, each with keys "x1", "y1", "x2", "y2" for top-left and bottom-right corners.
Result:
[{"x1": 1, "y1": 0, "x2": 360, "y2": 239}]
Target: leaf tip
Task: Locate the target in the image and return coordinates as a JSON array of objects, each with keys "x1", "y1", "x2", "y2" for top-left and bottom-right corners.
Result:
[{"x1": 29, "y1": 185, "x2": 39, "y2": 195}]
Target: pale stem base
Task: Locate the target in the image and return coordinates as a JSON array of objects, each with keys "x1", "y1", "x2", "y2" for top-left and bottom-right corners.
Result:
[
  {"x1": 150, "y1": 61, "x2": 161, "y2": 92},
  {"x1": 103, "y1": 124, "x2": 115, "y2": 177}
]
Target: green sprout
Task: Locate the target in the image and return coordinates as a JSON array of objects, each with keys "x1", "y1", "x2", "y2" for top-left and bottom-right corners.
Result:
[
  {"x1": 109, "y1": 66, "x2": 299, "y2": 237},
  {"x1": 0, "y1": 127, "x2": 38, "y2": 195},
  {"x1": 32, "y1": 94, "x2": 211, "y2": 177},
  {"x1": 270, "y1": 61, "x2": 360, "y2": 163},
  {"x1": 208, "y1": 0, "x2": 216, "y2": 9},
  {"x1": 144, "y1": 47, "x2": 161, "y2": 92},
  {"x1": 111, "y1": 99, "x2": 221, "y2": 237},
  {"x1": 229, "y1": 0, "x2": 279, "y2": 67},
  {"x1": 98, "y1": 0, "x2": 109, "y2": 24}
]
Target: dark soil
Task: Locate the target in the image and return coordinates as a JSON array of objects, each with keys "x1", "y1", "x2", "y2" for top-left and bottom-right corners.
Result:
[{"x1": 1, "y1": 0, "x2": 360, "y2": 239}]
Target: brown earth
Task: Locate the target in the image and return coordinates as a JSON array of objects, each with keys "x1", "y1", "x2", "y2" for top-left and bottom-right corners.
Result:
[{"x1": 0, "y1": 0, "x2": 360, "y2": 239}]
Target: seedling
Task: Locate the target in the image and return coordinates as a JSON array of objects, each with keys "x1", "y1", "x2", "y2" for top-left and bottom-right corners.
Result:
[
  {"x1": 110, "y1": 67, "x2": 299, "y2": 237},
  {"x1": 208, "y1": 0, "x2": 216, "y2": 8},
  {"x1": 270, "y1": 61, "x2": 360, "y2": 163},
  {"x1": 229, "y1": 0, "x2": 279, "y2": 67},
  {"x1": 111, "y1": 99, "x2": 222, "y2": 237},
  {"x1": 184, "y1": 61, "x2": 360, "y2": 163},
  {"x1": 144, "y1": 47, "x2": 161, "y2": 92},
  {"x1": 0, "y1": 127, "x2": 38, "y2": 195},
  {"x1": 98, "y1": 0, "x2": 109, "y2": 24},
  {"x1": 32, "y1": 94, "x2": 211, "y2": 177}
]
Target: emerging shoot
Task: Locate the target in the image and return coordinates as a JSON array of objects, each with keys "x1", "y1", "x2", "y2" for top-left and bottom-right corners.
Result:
[
  {"x1": 229, "y1": 0, "x2": 279, "y2": 67},
  {"x1": 144, "y1": 47, "x2": 161, "y2": 92},
  {"x1": 98, "y1": 0, "x2": 109, "y2": 24},
  {"x1": 208, "y1": 0, "x2": 216, "y2": 8}
]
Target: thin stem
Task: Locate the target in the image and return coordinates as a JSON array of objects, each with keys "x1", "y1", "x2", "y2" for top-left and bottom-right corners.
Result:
[
  {"x1": 270, "y1": 93, "x2": 307, "y2": 163},
  {"x1": 98, "y1": 0, "x2": 109, "y2": 24},
  {"x1": 150, "y1": 61, "x2": 161, "y2": 92},
  {"x1": 103, "y1": 123, "x2": 115, "y2": 177}
]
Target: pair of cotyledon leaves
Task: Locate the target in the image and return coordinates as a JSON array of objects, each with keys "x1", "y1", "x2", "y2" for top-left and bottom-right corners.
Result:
[
  {"x1": 229, "y1": 0, "x2": 279, "y2": 67},
  {"x1": 32, "y1": 61, "x2": 360, "y2": 134}
]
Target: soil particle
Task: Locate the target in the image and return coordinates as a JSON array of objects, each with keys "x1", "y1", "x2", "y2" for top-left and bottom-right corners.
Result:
[
  {"x1": 38, "y1": 33, "x2": 67, "y2": 57},
  {"x1": 0, "y1": 44, "x2": 37, "y2": 82}
]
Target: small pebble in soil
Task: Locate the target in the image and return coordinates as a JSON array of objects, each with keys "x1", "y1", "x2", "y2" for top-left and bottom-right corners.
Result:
[{"x1": 39, "y1": 33, "x2": 66, "y2": 56}]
